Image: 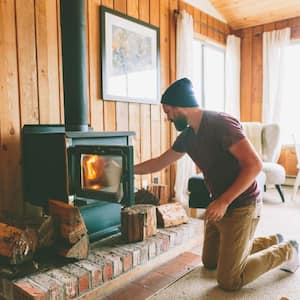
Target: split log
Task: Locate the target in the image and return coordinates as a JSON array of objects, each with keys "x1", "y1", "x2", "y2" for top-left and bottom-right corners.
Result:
[
  {"x1": 48, "y1": 200, "x2": 88, "y2": 244},
  {"x1": 48, "y1": 200, "x2": 89, "y2": 259},
  {"x1": 36, "y1": 216, "x2": 55, "y2": 248},
  {"x1": 121, "y1": 205, "x2": 157, "y2": 242},
  {"x1": 0, "y1": 213, "x2": 54, "y2": 249},
  {"x1": 148, "y1": 184, "x2": 169, "y2": 204},
  {"x1": 156, "y1": 202, "x2": 189, "y2": 228},
  {"x1": 0, "y1": 223, "x2": 37, "y2": 265},
  {"x1": 56, "y1": 236, "x2": 89, "y2": 259},
  {"x1": 0, "y1": 200, "x2": 89, "y2": 263}
]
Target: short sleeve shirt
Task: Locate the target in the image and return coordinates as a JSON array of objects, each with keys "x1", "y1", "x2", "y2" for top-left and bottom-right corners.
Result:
[{"x1": 172, "y1": 110, "x2": 259, "y2": 208}]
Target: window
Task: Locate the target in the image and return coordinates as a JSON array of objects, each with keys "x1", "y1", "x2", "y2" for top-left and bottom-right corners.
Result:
[
  {"x1": 192, "y1": 39, "x2": 225, "y2": 111},
  {"x1": 280, "y1": 41, "x2": 300, "y2": 144}
]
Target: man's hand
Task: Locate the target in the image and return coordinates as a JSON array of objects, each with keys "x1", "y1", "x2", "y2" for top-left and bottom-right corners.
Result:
[{"x1": 204, "y1": 199, "x2": 228, "y2": 222}]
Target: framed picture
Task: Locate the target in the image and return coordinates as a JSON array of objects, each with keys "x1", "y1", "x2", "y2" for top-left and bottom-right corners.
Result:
[{"x1": 100, "y1": 6, "x2": 160, "y2": 104}]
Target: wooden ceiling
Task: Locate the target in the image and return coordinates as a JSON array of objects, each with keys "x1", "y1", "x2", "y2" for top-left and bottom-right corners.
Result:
[{"x1": 209, "y1": 0, "x2": 300, "y2": 29}]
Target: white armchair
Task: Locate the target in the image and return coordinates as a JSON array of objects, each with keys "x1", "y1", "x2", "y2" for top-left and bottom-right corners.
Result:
[
  {"x1": 242, "y1": 122, "x2": 286, "y2": 202},
  {"x1": 292, "y1": 134, "x2": 300, "y2": 200}
]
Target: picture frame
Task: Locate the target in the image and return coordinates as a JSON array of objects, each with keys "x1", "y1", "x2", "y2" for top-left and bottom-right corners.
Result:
[{"x1": 100, "y1": 6, "x2": 160, "y2": 104}]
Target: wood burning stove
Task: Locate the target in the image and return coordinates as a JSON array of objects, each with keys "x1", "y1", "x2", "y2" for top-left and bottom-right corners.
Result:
[
  {"x1": 22, "y1": 125, "x2": 135, "y2": 241},
  {"x1": 21, "y1": 0, "x2": 137, "y2": 241}
]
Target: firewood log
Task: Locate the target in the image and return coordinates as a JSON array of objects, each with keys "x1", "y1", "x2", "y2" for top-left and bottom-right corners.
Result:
[
  {"x1": 156, "y1": 202, "x2": 189, "y2": 228},
  {"x1": 148, "y1": 184, "x2": 169, "y2": 204},
  {"x1": 121, "y1": 205, "x2": 157, "y2": 242},
  {"x1": 48, "y1": 200, "x2": 89, "y2": 259},
  {"x1": 0, "y1": 223, "x2": 37, "y2": 265},
  {"x1": 48, "y1": 200, "x2": 87, "y2": 244},
  {"x1": 56, "y1": 236, "x2": 89, "y2": 259},
  {"x1": 0, "y1": 212, "x2": 54, "y2": 249},
  {"x1": 36, "y1": 216, "x2": 55, "y2": 248}
]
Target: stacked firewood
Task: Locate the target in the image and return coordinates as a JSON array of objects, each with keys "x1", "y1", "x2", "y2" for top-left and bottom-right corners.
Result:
[
  {"x1": 0, "y1": 214, "x2": 53, "y2": 265},
  {"x1": 0, "y1": 194, "x2": 188, "y2": 265},
  {"x1": 121, "y1": 201, "x2": 189, "y2": 242},
  {"x1": 0, "y1": 200, "x2": 89, "y2": 266}
]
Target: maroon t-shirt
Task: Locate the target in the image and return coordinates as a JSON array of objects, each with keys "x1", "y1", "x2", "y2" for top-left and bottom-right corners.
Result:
[{"x1": 172, "y1": 110, "x2": 259, "y2": 208}]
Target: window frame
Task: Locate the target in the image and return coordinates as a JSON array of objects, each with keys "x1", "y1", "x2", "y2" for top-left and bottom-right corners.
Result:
[
  {"x1": 280, "y1": 38, "x2": 300, "y2": 145},
  {"x1": 193, "y1": 37, "x2": 226, "y2": 111}
]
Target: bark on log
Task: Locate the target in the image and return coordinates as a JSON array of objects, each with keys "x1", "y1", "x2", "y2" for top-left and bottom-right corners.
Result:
[
  {"x1": 156, "y1": 202, "x2": 189, "y2": 228},
  {"x1": 121, "y1": 205, "x2": 157, "y2": 242},
  {"x1": 0, "y1": 223, "x2": 37, "y2": 265},
  {"x1": 56, "y1": 236, "x2": 89, "y2": 259},
  {"x1": 36, "y1": 216, "x2": 55, "y2": 248},
  {"x1": 0, "y1": 213, "x2": 54, "y2": 249},
  {"x1": 148, "y1": 184, "x2": 169, "y2": 204},
  {"x1": 135, "y1": 189, "x2": 159, "y2": 206},
  {"x1": 48, "y1": 200, "x2": 89, "y2": 259},
  {"x1": 0, "y1": 199, "x2": 89, "y2": 263},
  {"x1": 48, "y1": 200, "x2": 88, "y2": 244}
]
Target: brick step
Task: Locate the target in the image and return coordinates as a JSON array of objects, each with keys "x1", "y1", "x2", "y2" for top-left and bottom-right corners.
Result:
[{"x1": 0, "y1": 219, "x2": 202, "y2": 300}]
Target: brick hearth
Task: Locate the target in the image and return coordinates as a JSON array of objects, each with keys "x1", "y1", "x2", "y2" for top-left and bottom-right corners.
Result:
[{"x1": 0, "y1": 218, "x2": 202, "y2": 300}]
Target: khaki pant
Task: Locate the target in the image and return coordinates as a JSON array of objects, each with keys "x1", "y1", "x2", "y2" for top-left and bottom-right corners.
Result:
[{"x1": 202, "y1": 204, "x2": 292, "y2": 291}]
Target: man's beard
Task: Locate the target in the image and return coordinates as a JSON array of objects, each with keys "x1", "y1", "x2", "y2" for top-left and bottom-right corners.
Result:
[{"x1": 173, "y1": 117, "x2": 188, "y2": 131}]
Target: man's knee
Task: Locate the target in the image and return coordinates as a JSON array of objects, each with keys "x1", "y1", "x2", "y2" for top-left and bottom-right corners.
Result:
[{"x1": 217, "y1": 277, "x2": 242, "y2": 291}]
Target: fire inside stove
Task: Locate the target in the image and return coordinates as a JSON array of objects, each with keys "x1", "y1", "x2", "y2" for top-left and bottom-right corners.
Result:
[{"x1": 81, "y1": 154, "x2": 123, "y2": 194}]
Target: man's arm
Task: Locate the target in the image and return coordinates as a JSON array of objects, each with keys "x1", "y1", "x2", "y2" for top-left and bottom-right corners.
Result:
[
  {"x1": 134, "y1": 148, "x2": 184, "y2": 174},
  {"x1": 205, "y1": 137, "x2": 263, "y2": 221}
]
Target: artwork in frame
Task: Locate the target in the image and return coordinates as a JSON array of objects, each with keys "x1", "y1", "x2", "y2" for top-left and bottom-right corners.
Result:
[{"x1": 100, "y1": 6, "x2": 160, "y2": 104}]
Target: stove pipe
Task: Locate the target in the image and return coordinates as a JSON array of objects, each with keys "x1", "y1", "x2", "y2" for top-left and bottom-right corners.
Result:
[{"x1": 60, "y1": 0, "x2": 88, "y2": 132}]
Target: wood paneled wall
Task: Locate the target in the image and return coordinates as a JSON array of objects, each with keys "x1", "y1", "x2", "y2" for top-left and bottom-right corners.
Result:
[
  {"x1": 235, "y1": 16, "x2": 300, "y2": 175},
  {"x1": 235, "y1": 16, "x2": 300, "y2": 122},
  {"x1": 0, "y1": 0, "x2": 229, "y2": 214}
]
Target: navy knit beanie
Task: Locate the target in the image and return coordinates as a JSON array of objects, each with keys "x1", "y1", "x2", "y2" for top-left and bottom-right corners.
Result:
[{"x1": 161, "y1": 78, "x2": 199, "y2": 107}]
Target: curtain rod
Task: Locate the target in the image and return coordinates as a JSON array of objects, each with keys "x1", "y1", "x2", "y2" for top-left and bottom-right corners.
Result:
[
  {"x1": 253, "y1": 25, "x2": 300, "y2": 37},
  {"x1": 174, "y1": 9, "x2": 227, "y2": 36}
]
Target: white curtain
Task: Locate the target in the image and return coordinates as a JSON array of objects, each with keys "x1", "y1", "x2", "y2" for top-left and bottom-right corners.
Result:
[
  {"x1": 262, "y1": 28, "x2": 290, "y2": 123},
  {"x1": 176, "y1": 11, "x2": 194, "y2": 80},
  {"x1": 174, "y1": 11, "x2": 197, "y2": 211},
  {"x1": 225, "y1": 35, "x2": 241, "y2": 119}
]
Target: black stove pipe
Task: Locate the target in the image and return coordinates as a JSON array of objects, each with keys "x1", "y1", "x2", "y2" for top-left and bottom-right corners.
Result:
[{"x1": 60, "y1": 0, "x2": 88, "y2": 132}]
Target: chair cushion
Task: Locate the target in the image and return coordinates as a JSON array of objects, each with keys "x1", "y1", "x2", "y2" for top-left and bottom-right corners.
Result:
[
  {"x1": 241, "y1": 122, "x2": 263, "y2": 156},
  {"x1": 263, "y1": 162, "x2": 286, "y2": 185},
  {"x1": 262, "y1": 124, "x2": 281, "y2": 162},
  {"x1": 256, "y1": 171, "x2": 266, "y2": 201}
]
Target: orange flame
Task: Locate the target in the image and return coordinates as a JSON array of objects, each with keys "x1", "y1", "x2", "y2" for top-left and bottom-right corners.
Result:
[{"x1": 82, "y1": 155, "x2": 104, "y2": 190}]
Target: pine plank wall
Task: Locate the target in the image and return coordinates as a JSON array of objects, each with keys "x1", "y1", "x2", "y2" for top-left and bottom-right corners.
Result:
[
  {"x1": 234, "y1": 17, "x2": 300, "y2": 176},
  {"x1": 0, "y1": 0, "x2": 229, "y2": 214}
]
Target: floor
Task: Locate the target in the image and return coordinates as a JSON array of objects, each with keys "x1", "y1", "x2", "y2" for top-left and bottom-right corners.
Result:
[{"x1": 101, "y1": 251, "x2": 202, "y2": 300}]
